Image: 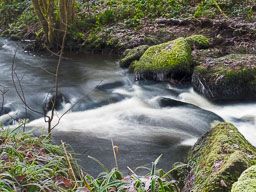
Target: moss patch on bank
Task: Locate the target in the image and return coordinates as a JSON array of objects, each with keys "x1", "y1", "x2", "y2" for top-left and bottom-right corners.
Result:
[
  {"x1": 185, "y1": 35, "x2": 210, "y2": 49},
  {"x1": 183, "y1": 122, "x2": 256, "y2": 192},
  {"x1": 120, "y1": 45, "x2": 149, "y2": 68},
  {"x1": 192, "y1": 54, "x2": 256, "y2": 101}
]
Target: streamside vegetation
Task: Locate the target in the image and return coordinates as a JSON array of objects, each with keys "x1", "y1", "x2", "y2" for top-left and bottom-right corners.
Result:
[
  {"x1": 0, "y1": 0, "x2": 255, "y2": 51},
  {"x1": 31, "y1": 0, "x2": 76, "y2": 47},
  {"x1": 0, "y1": 125, "x2": 187, "y2": 192},
  {"x1": 1, "y1": 123, "x2": 256, "y2": 191}
]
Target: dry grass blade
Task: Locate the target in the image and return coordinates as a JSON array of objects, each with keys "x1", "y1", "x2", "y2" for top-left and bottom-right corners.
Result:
[{"x1": 61, "y1": 140, "x2": 78, "y2": 188}]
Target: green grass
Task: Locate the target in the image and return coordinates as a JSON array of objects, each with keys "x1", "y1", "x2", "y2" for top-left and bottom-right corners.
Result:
[{"x1": 0, "y1": 124, "x2": 187, "y2": 192}]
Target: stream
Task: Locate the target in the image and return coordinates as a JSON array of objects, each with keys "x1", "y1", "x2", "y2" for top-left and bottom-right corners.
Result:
[{"x1": 0, "y1": 38, "x2": 256, "y2": 176}]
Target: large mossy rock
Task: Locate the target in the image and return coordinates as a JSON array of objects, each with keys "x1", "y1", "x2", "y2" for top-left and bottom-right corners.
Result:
[
  {"x1": 183, "y1": 122, "x2": 256, "y2": 192},
  {"x1": 231, "y1": 165, "x2": 256, "y2": 192},
  {"x1": 133, "y1": 37, "x2": 192, "y2": 81},
  {"x1": 192, "y1": 54, "x2": 256, "y2": 101},
  {"x1": 120, "y1": 45, "x2": 149, "y2": 68}
]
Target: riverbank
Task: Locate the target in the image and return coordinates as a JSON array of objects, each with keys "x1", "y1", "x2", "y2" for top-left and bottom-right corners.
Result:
[
  {"x1": 0, "y1": 1, "x2": 255, "y2": 54},
  {"x1": 1, "y1": 122, "x2": 255, "y2": 191},
  {"x1": 0, "y1": 126, "x2": 185, "y2": 191}
]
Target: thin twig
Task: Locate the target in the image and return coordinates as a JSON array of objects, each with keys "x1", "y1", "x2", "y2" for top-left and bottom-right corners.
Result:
[
  {"x1": 39, "y1": 66, "x2": 56, "y2": 76},
  {"x1": 11, "y1": 46, "x2": 47, "y2": 118},
  {"x1": 48, "y1": 8, "x2": 68, "y2": 134},
  {"x1": 51, "y1": 79, "x2": 103, "y2": 130},
  {"x1": 0, "y1": 89, "x2": 8, "y2": 115},
  {"x1": 44, "y1": 44, "x2": 61, "y2": 57}
]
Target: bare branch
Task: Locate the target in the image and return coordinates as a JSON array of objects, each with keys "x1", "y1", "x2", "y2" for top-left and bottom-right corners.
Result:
[
  {"x1": 51, "y1": 80, "x2": 103, "y2": 130},
  {"x1": 11, "y1": 46, "x2": 48, "y2": 118},
  {"x1": 39, "y1": 66, "x2": 56, "y2": 76},
  {"x1": 47, "y1": 6, "x2": 69, "y2": 134},
  {"x1": 44, "y1": 44, "x2": 61, "y2": 57},
  {"x1": 0, "y1": 88, "x2": 8, "y2": 116}
]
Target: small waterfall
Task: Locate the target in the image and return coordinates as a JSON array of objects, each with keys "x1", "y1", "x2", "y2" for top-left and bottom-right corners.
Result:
[{"x1": 135, "y1": 71, "x2": 169, "y2": 81}]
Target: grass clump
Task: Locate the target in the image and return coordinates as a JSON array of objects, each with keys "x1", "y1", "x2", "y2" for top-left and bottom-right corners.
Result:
[
  {"x1": 0, "y1": 125, "x2": 80, "y2": 191},
  {"x1": 0, "y1": 125, "x2": 185, "y2": 191}
]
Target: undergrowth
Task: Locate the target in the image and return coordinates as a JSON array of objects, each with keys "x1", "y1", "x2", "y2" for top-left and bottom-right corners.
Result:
[
  {"x1": 0, "y1": 124, "x2": 187, "y2": 192},
  {"x1": 1, "y1": 0, "x2": 255, "y2": 41},
  {"x1": 77, "y1": 0, "x2": 256, "y2": 28}
]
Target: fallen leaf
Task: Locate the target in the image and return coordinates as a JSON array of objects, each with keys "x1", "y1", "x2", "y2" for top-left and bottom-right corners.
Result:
[
  {"x1": 64, "y1": 178, "x2": 72, "y2": 188},
  {"x1": 56, "y1": 175, "x2": 72, "y2": 188},
  {"x1": 200, "y1": 162, "x2": 206, "y2": 168},
  {"x1": 15, "y1": 174, "x2": 27, "y2": 182}
]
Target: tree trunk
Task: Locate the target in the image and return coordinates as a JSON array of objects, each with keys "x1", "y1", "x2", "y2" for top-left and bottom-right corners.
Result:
[
  {"x1": 32, "y1": 0, "x2": 49, "y2": 42},
  {"x1": 59, "y1": 0, "x2": 75, "y2": 31},
  {"x1": 32, "y1": 0, "x2": 75, "y2": 47}
]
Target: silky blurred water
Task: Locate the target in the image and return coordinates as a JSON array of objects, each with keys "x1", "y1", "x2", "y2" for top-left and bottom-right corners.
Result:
[{"x1": 0, "y1": 38, "x2": 255, "y2": 175}]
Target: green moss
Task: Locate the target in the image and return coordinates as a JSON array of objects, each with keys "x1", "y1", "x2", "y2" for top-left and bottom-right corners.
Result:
[
  {"x1": 134, "y1": 37, "x2": 192, "y2": 75},
  {"x1": 171, "y1": 162, "x2": 189, "y2": 189},
  {"x1": 232, "y1": 166, "x2": 256, "y2": 192},
  {"x1": 128, "y1": 61, "x2": 135, "y2": 73},
  {"x1": 185, "y1": 35, "x2": 210, "y2": 49},
  {"x1": 83, "y1": 32, "x2": 106, "y2": 49},
  {"x1": 192, "y1": 54, "x2": 256, "y2": 100},
  {"x1": 198, "y1": 55, "x2": 256, "y2": 85},
  {"x1": 223, "y1": 67, "x2": 255, "y2": 84},
  {"x1": 120, "y1": 45, "x2": 149, "y2": 68},
  {"x1": 10, "y1": 33, "x2": 22, "y2": 41},
  {"x1": 194, "y1": 65, "x2": 207, "y2": 74},
  {"x1": 184, "y1": 122, "x2": 256, "y2": 192},
  {"x1": 106, "y1": 37, "x2": 119, "y2": 47}
]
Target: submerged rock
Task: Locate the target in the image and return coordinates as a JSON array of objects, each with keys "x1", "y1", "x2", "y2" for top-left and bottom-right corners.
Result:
[
  {"x1": 134, "y1": 37, "x2": 192, "y2": 81},
  {"x1": 43, "y1": 93, "x2": 69, "y2": 114},
  {"x1": 192, "y1": 54, "x2": 256, "y2": 101},
  {"x1": 120, "y1": 45, "x2": 149, "y2": 68},
  {"x1": 97, "y1": 81, "x2": 124, "y2": 92},
  {"x1": 231, "y1": 165, "x2": 256, "y2": 192},
  {"x1": 183, "y1": 122, "x2": 256, "y2": 192},
  {"x1": 0, "y1": 107, "x2": 11, "y2": 116},
  {"x1": 158, "y1": 97, "x2": 223, "y2": 122},
  {"x1": 158, "y1": 97, "x2": 193, "y2": 107}
]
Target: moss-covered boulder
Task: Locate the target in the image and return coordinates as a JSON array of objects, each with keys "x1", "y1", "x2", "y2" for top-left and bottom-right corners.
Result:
[
  {"x1": 192, "y1": 54, "x2": 256, "y2": 101},
  {"x1": 185, "y1": 35, "x2": 210, "y2": 49},
  {"x1": 133, "y1": 37, "x2": 192, "y2": 81},
  {"x1": 231, "y1": 165, "x2": 256, "y2": 192},
  {"x1": 120, "y1": 45, "x2": 149, "y2": 68},
  {"x1": 183, "y1": 122, "x2": 256, "y2": 192}
]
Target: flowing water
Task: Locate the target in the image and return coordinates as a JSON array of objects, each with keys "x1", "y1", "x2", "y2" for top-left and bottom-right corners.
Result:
[{"x1": 0, "y1": 38, "x2": 255, "y2": 176}]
